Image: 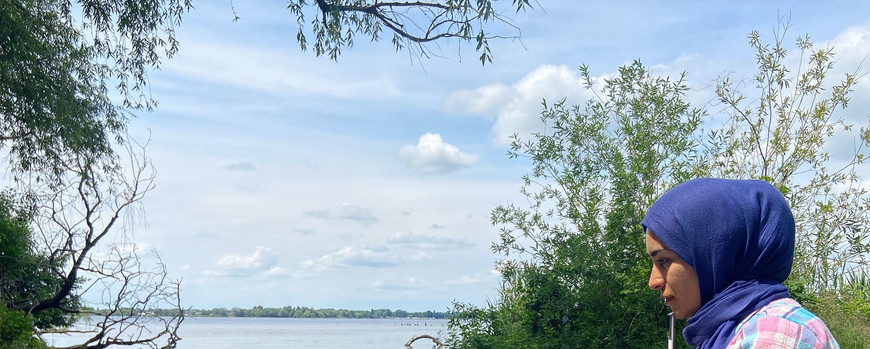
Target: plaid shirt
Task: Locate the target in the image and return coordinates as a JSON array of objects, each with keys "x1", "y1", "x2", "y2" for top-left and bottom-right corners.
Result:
[{"x1": 726, "y1": 298, "x2": 839, "y2": 349}]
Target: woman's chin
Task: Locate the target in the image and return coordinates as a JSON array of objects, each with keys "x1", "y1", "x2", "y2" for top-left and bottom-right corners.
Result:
[
  {"x1": 672, "y1": 309, "x2": 697, "y2": 319},
  {"x1": 668, "y1": 306, "x2": 692, "y2": 319}
]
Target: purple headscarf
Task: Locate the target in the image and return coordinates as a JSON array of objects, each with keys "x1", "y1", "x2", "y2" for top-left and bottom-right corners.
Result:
[{"x1": 641, "y1": 178, "x2": 795, "y2": 348}]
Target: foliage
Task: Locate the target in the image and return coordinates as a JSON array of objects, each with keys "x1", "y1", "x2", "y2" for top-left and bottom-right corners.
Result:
[
  {"x1": 0, "y1": 200, "x2": 53, "y2": 349},
  {"x1": 710, "y1": 20, "x2": 870, "y2": 296},
  {"x1": 0, "y1": 192, "x2": 79, "y2": 330},
  {"x1": 448, "y1": 21, "x2": 870, "y2": 348},
  {"x1": 2, "y1": 0, "x2": 190, "y2": 346},
  {"x1": 447, "y1": 61, "x2": 705, "y2": 348},
  {"x1": 807, "y1": 288, "x2": 870, "y2": 349},
  {"x1": 0, "y1": 304, "x2": 48, "y2": 349},
  {"x1": 709, "y1": 20, "x2": 870, "y2": 337},
  {"x1": 280, "y1": 0, "x2": 531, "y2": 64},
  {"x1": 0, "y1": 0, "x2": 191, "y2": 175}
]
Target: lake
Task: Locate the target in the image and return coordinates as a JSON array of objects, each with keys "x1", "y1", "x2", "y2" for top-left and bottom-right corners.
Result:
[{"x1": 43, "y1": 317, "x2": 450, "y2": 348}]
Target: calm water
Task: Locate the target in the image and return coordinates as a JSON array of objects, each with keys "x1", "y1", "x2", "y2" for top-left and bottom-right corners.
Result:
[{"x1": 44, "y1": 317, "x2": 449, "y2": 348}]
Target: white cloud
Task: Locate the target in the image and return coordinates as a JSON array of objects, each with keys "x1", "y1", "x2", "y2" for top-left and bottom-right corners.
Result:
[
  {"x1": 410, "y1": 251, "x2": 432, "y2": 262},
  {"x1": 385, "y1": 231, "x2": 474, "y2": 250},
  {"x1": 445, "y1": 274, "x2": 487, "y2": 286},
  {"x1": 398, "y1": 133, "x2": 478, "y2": 174},
  {"x1": 443, "y1": 65, "x2": 592, "y2": 146},
  {"x1": 300, "y1": 245, "x2": 398, "y2": 271},
  {"x1": 161, "y1": 39, "x2": 402, "y2": 101},
  {"x1": 860, "y1": 176, "x2": 870, "y2": 192},
  {"x1": 296, "y1": 232, "x2": 470, "y2": 274},
  {"x1": 226, "y1": 162, "x2": 255, "y2": 171},
  {"x1": 827, "y1": 23, "x2": 870, "y2": 128},
  {"x1": 203, "y1": 246, "x2": 279, "y2": 277},
  {"x1": 304, "y1": 203, "x2": 379, "y2": 226},
  {"x1": 803, "y1": 24, "x2": 870, "y2": 166},
  {"x1": 827, "y1": 24, "x2": 870, "y2": 69},
  {"x1": 264, "y1": 266, "x2": 287, "y2": 276},
  {"x1": 372, "y1": 276, "x2": 428, "y2": 291},
  {"x1": 442, "y1": 84, "x2": 513, "y2": 116},
  {"x1": 217, "y1": 246, "x2": 278, "y2": 269}
]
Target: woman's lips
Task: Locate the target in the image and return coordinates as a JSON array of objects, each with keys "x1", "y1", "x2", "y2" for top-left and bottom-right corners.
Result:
[{"x1": 664, "y1": 296, "x2": 674, "y2": 305}]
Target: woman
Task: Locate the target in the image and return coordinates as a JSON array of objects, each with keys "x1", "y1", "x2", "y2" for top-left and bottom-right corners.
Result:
[{"x1": 641, "y1": 178, "x2": 839, "y2": 348}]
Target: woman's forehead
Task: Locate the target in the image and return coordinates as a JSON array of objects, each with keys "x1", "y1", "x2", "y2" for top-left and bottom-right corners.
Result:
[{"x1": 645, "y1": 231, "x2": 670, "y2": 254}]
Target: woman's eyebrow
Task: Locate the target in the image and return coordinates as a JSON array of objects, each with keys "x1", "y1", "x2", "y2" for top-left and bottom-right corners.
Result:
[{"x1": 648, "y1": 249, "x2": 664, "y2": 257}]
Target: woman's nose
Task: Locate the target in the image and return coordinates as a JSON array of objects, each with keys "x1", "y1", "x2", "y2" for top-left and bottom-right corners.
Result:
[{"x1": 648, "y1": 268, "x2": 664, "y2": 290}]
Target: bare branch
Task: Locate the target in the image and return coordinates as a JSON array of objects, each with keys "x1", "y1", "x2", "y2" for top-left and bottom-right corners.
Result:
[{"x1": 20, "y1": 135, "x2": 181, "y2": 348}]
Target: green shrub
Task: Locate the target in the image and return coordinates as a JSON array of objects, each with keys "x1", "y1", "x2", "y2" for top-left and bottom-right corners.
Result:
[
  {"x1": 0, "y1": 304, "x2": 48, "y2": 349},
  {"x1": 807, "y1": 289, "x2": 870, "y2": 349}
]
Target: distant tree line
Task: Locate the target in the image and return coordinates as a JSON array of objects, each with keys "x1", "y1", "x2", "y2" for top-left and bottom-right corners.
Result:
[{"x1": 146, "y1": 306, "x2": 451, "y2": 319}]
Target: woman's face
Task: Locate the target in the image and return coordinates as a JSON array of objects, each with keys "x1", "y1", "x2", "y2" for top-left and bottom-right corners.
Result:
[{"x1": 645, "y1": 231, "x2": 701, "y2": 319}]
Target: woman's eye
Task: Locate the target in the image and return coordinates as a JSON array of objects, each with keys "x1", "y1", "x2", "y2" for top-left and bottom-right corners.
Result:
[{"x1": 656, "y1": 259, "x2": 670, "y2": 266}]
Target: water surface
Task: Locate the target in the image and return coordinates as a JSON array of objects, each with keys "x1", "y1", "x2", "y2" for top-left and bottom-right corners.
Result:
[{"x1": 45, "y1": 317, "x2": 449, "y2": 348}]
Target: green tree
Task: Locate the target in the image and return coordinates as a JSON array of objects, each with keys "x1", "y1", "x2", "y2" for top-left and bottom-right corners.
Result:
[
  {"x1": 0, "y1": 193, "x2": 63, "y2": 348},
  {"x1": 447, "y1": 21, "x2": 870, "y2": 348},
  {"x1": 0, "y1": 197, "x2": 79, "y2": 330},
  {"x1": 0, "y1": 304, "x2": 47, "y2": 349},
  {"x1": 3, "y1": 1, "x2": 191, "y2": 346},
  {"x1": 447, "y1": 61, "x2": 705, "y2": 348},
  {"x1": 0, "y1": 0, "x2": 191, "y2": 175},
  {"x1": 710, "y1": 20, "x2": 870, "y2": 347}
]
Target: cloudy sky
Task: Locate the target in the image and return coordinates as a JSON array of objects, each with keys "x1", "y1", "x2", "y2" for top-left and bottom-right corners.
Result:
[{"x1": 111, "y1": 1, "x2": 870, "y2": 311}]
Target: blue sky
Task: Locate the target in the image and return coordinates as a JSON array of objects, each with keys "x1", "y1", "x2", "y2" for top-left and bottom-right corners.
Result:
[{"x1": 115, "y1": 1, "x2": 870, "y2": 311}]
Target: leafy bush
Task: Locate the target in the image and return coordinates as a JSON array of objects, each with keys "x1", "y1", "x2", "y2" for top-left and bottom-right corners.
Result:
[
  {"x1": 0, "y1": 304, "x2": 48, "y2": 349},
  {"x1": 447, "y1": 61, "x2": 703, "y2": 348},
  {"x1": 447, "y1": 21, "x2": 869, "y2": 348}
]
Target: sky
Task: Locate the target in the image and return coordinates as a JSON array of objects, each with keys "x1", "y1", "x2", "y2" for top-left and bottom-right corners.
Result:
[{"x1": 102, "y1": 1, "x2": 870, "y2": 312}]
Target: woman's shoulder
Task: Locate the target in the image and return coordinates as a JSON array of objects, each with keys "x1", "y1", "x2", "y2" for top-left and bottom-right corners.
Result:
[
  {"x1": 752, "y1": 298, "x2": 818, "y2": 324},
  {"x1": 725, "y1": 298, "x2": 839, "y2": 349}
]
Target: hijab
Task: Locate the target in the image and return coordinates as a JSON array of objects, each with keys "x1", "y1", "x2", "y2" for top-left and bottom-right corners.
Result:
[{"x1": 641, "y1": 178, "x2": 795, "y2": 348}]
